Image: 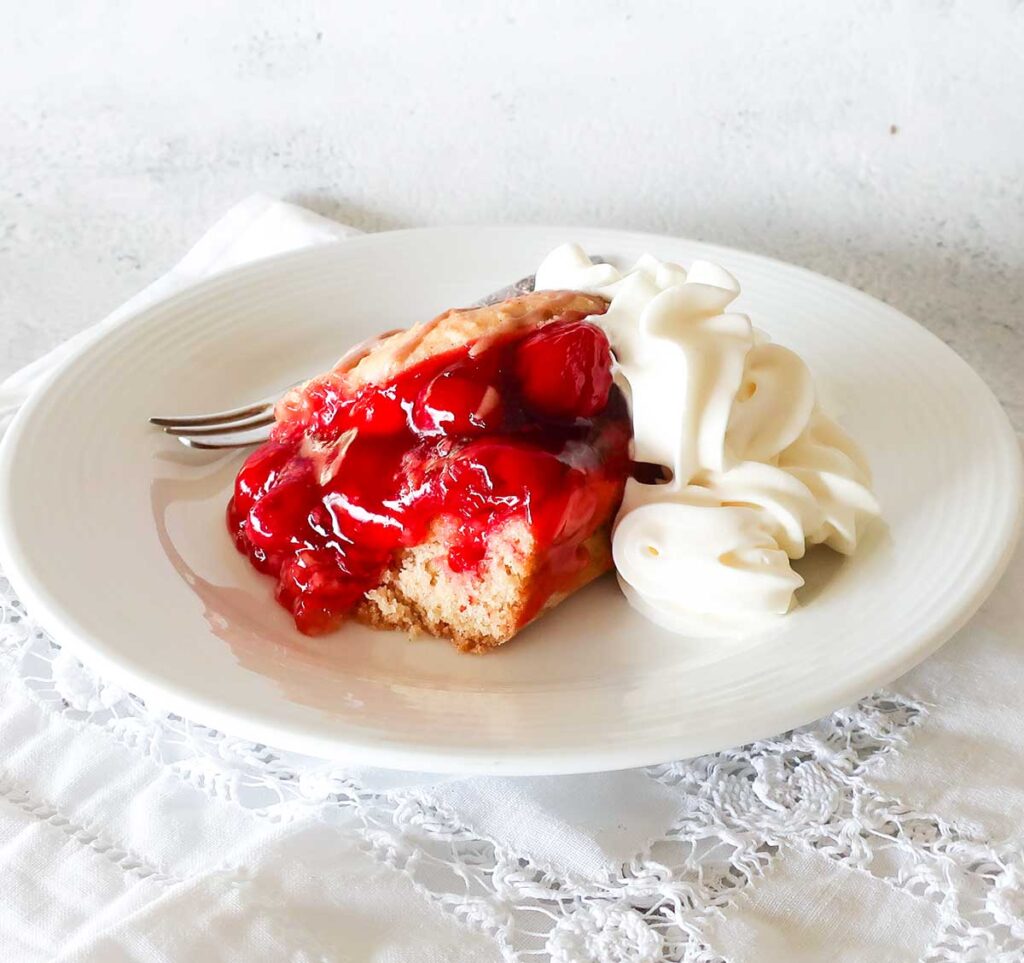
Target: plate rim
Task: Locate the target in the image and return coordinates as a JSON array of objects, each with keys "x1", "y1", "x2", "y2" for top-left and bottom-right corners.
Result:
[{"x1": 1, "y1": 225, "x2": 1021, "y2": 775}]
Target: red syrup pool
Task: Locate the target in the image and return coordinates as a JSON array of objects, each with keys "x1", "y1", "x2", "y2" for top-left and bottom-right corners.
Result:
[{"x1": 228, "y1": 314, "x2": 632, "y2": 635}]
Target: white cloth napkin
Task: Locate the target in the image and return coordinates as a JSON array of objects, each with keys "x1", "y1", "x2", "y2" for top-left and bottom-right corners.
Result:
[
  {"x1": 1, "y1": 195, "x2": 1022, "y2": 962},
  {"x1": 0, "y1": 194, "x2": 359, "y2": 427}
]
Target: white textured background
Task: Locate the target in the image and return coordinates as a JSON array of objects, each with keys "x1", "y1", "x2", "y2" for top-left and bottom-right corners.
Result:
[{"x1": 2, "y1": 1, "x2": 1022, "y2": 428}]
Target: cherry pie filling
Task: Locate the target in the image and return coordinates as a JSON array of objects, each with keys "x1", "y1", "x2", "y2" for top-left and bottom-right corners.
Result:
[{"x1": 227, "y1": 310, "x2": 632, "y2": 635}]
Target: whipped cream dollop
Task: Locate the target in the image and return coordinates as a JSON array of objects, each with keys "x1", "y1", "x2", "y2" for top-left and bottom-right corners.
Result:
[{"x1": 535, "y1": 243, "x2": 880, "y2": 635}]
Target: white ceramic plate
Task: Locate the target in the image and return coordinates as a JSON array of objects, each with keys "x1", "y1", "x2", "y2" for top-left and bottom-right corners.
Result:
[{"x1": 1, "y1": 227, "x2": 1020, "y2": 775}]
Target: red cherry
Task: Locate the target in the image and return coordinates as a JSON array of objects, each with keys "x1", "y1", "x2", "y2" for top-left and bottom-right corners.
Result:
[
  {"x1": 513, "y1": 320, "x2": 613, "y2": 419},
  {"x1": 447, "y1": 529, "x2": 487, "y2": 573},
  {"x1": 230, "y1": 440, "x2": 297, "y2": 523},
  {"x1": 412, "y1": 371, "x2": 503, "y2": 436},
  {"x1": 277, "y1": 549, "x2": 366, "y2": 633},
  {"x1": 346, "y1": 385, "x2": 408, "y2": 435},
  {"x1": 246, "y1": 459, "x2": 317, "y2": 554},
  {"x1": 469, "y1": 440, "x2": 565, "y2": 501}
]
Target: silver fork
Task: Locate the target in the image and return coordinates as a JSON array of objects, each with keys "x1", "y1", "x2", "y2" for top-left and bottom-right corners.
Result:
[{"x1": 150, "y1": 258, "x2": 607, "y2": 450}]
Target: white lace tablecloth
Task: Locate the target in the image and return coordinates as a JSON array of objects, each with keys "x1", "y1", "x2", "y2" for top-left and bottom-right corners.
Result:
[{"x1": 1, "y1": 197, "x2": 1022, "y2": 963}]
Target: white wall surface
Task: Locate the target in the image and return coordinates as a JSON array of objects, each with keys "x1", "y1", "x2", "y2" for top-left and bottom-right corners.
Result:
[{"x1": 2, "y1": 1, "x2": 1022, "y2": 426}]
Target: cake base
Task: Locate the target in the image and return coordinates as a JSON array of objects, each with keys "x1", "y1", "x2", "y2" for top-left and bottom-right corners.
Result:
[{"x1": 356, "y1": 517, "x2": 612, "y2": 651}]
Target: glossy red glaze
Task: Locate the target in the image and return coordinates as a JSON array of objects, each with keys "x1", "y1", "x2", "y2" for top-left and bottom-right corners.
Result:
[{"x1": 228, "y1": 317, "x2": 631, "y2": 635}]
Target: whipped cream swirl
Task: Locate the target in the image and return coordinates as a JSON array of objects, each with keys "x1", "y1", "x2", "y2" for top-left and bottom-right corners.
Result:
[{"x1": 535, "y1": 244, "x2": 880, "y2": 635}]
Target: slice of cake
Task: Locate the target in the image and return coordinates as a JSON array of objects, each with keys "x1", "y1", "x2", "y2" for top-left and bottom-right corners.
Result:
[{"x1": 227, "y1": 290, "x2": 632, "y2": 651}]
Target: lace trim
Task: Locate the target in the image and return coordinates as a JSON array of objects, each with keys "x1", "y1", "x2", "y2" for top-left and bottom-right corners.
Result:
[{"x1": 3, "y1": 571, "x2": 1022, "y2": 961}]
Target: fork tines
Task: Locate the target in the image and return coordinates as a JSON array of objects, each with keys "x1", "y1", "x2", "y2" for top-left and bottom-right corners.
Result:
[{"x1": 149, "y1": 396, "x2": 277, "y2": 449}]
